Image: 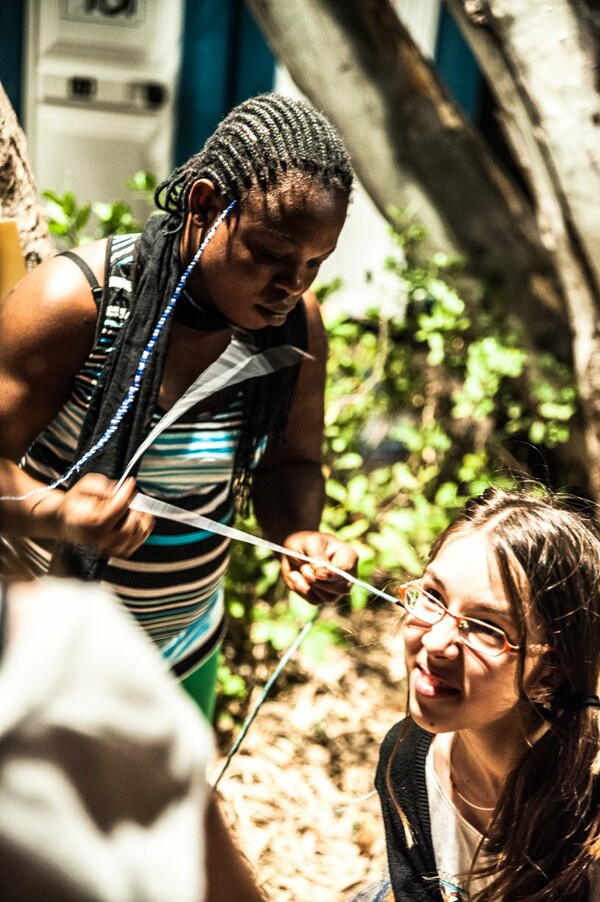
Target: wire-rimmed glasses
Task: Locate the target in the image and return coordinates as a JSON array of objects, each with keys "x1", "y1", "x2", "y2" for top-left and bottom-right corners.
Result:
[{"x1": 396, "y1": 582, "x2": 552, "y2": 658}]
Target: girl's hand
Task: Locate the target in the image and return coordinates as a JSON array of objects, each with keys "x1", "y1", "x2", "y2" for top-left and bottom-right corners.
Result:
[
  {"x1": 280, "y1": 531, "x2": 358, "y2": 604},
  {"x1": 43, "y1": 474, "x2": 155, "y2": 559}
]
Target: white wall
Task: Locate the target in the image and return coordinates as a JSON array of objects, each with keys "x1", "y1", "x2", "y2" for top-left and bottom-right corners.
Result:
[{"x1": 24, "y1": 0, "x2": 183, "y2": 221}]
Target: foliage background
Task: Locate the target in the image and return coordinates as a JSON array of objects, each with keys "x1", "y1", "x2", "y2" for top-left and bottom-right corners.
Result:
[
  {"x1": 43, "y1": 178, "x2": 578, "y2": 720},
  {"x1": 221, "y1": 210, "x2": 576, "y2": 716}
]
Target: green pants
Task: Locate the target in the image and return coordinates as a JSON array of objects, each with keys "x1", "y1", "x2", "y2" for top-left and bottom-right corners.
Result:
[{"x1": 180, "y1": 642, "x2": 221, "y2": 722}]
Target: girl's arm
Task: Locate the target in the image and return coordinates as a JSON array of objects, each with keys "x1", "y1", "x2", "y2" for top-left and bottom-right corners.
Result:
[{"x1": 204, "y1": 795, "x2": 268, "y2": 902}]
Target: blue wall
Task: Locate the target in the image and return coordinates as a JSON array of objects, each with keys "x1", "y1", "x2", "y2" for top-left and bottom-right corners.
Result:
[
  {"x1": 435, "y1": 3, "x2": 481, "y2": 120},
  {"x1": 0, "y1": 0, "x2": 25, "y2": 121},
  {"x1": 174, "y1": 0, "x2": 275, "y2": 165}
]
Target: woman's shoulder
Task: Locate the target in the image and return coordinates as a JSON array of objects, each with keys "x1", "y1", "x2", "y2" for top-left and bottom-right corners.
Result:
[
  {"x1": 63, "y1": 238, "x2": 109, "y2": 282},
  {"x1": 0, "y1": 242, "x2": 105, "y2": 349}
]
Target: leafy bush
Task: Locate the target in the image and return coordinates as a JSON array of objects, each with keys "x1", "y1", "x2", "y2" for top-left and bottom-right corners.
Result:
[
  {"x1": 42, "y1": 171, "x2": 157, "y2": 246},
  {"x1": 223, "y1": 212, "x2": 576, "y2": 701},
  {"x1": 319, "y1": 215, "x2": 575, "y2": 594}
]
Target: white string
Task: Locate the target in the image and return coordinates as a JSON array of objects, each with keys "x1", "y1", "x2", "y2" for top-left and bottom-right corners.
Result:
[
  {"x1": 130, "y1": 492, "x2": 401, "y2": 607},
  {"x1": 116, "y1": 339, "x2": 310, "y2": 490},
  {"x1": 332, "y1": 789, "x2": 378, "y2": 814}
]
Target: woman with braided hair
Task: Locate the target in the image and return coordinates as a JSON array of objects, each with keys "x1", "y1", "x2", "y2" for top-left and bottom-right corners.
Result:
[
  {"x1": 0, "y1": 92, "x2": 357, "y2": 718},
  {"x1": 375, "y1": 486, "x2": 599, "y2": 901}
]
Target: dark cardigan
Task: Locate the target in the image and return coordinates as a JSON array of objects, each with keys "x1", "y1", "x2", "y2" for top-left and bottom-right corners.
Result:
[{"x1": 375, "y1": 721, "x2": 443, "y2": 902}]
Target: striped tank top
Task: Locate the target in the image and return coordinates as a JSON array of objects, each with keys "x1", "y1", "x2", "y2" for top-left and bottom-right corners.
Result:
[{"x1": 15, "y1": 234, "x2": 255, "y2": 676}]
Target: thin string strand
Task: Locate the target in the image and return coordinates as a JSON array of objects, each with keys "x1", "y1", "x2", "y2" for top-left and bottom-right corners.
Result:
[
  {"x1": 131, "y1": 492, "x2": 404, "y2": 788},
  {"x1": 131, "y1": 492, "x2": 403, "y2": 608},
  {"x1": 213, "y1": 607, "x2": 321, "y2": 790},
  {"x1": 449, "y1": 737, "x2": 495, "y2": 812},
  {"x1": 332, "y1": 790, "x2": 378, "y2": 814},
  {"x1": 0, "y1": 200, "x2": 237, "y2": 504}
]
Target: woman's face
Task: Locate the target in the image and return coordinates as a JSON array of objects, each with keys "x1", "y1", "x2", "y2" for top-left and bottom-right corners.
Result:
[
  {"x1": 404, "y1": 530, "x2": 547, "y2": 738},
  {"x1": 182, "y1": 177, "x2": 348, "y2": 331}
]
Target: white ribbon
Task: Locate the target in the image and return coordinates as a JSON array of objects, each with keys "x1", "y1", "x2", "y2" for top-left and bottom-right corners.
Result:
[
  {"x1": 130, "y1": 492, "x2": 400, "y2": 606},
  {"x1": 116, "y1": 335, "x2": 310, "y2": 490}
]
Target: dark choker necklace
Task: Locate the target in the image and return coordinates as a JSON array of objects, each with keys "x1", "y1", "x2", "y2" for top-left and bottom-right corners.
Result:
[{"x1": 174, "y1": 289, "x2": 232, "y2": 332}]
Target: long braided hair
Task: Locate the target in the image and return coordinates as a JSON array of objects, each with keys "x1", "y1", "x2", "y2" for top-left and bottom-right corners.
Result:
[{"x1": 155, "y1": 92, "x2": 353, "y2": 221}]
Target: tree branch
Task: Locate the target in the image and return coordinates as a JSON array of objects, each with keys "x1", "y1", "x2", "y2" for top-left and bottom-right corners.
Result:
[
  {"x1": 0, "y1": 82, "x2": 55, "y2": 268},
  {"x1": 447, "y1": 0, "x2": 600, "y2": 497},
  {"x1": 246, "y1": 0, "x2": 568, "y2": 354}
]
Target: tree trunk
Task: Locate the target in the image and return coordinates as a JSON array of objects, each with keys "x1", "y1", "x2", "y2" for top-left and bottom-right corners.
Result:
[
  {"x1": 446, "y1": 0, "x2": 600, "y2": 499},
  {"x1": 246, "y1": 0, "x2": 569, "y2": 356},
  {"x1": 245, "y1": 0, "x2": 600, "y2": 498},
  {"x1": 0, "y1": 82, "x2": 55, "y2": 268}
]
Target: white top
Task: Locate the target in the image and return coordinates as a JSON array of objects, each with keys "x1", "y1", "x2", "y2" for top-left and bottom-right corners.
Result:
[
  {"x1": 426, "y1": 742, "x2": 490, "y2": 901},
  {"x1": 0, "y1": 578, "x2": 213, "y2": 902},
  {"x1": 426, "y1": 741, "x2": 600, "y2": 901}
]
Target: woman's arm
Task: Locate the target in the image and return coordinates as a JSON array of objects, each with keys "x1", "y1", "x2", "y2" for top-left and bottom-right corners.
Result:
[
  {"x1": 0, "y1": 246, "x2": 153, "y2": 555},
  {"x1": 252, "y1": 290, "x2": 327, "y2": 540},
  {"x1": 252, "y1": 291, "x2": 357, "y2": 602}
]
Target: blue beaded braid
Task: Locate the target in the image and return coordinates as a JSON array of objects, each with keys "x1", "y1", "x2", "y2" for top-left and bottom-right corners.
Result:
[{"x1": 1, "y1": 199, "x2": 237, "y2": 503}]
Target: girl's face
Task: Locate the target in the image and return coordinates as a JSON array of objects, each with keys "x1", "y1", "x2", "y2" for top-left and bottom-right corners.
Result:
[
  {"x1": 181, "y1": 178, "x2": 348, "y2": 331},
  {"x1": 404, "y1": 530, "x2": 547, "y2": 738}
]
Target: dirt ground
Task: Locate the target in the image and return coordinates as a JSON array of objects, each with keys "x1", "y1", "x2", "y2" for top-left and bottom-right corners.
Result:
[{"x1": 210, "y1": 605, "x2": 407, "y2": 901}]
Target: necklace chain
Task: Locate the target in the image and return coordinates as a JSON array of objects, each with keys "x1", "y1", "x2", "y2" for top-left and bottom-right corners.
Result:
[
  {"x1": 449, "y1": 770, "x2": 495, "y2": 811},
  {"x1": 449, "y1": 738, "x2": 495, "y2": 812}
]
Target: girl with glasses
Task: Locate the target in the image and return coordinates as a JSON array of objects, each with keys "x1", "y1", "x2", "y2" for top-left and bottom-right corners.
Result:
[{"x1": 375, "y1": 487, "x2": 599, "y2": 901}]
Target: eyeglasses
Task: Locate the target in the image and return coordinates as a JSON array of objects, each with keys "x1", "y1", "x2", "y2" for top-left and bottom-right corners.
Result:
[{"x1": 396, "y1": 582, "x2": 552, "y2": 658}]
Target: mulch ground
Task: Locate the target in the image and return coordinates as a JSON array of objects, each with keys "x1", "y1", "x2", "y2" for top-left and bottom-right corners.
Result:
[{"x1": 210, "y1": 604, "x2": 407, "y2": 900}]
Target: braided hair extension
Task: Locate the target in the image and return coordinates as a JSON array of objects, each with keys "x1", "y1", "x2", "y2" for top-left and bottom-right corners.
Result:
[{"x1": 155, "y1": 92, "x2": 353, "y2": 227}]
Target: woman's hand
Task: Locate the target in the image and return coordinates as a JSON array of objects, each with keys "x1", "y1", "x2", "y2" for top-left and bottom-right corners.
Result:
[
  {"x1": 280, "y1": 531, "x2": 358, "y2": 604},
  {"x1": 39, "y1": 474, "x2": 155, "y2": 559}
]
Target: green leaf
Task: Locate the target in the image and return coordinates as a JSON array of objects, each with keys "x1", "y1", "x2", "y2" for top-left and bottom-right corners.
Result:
[{"x1": 217, "y1": 664, "x2": 247, "y2": 699}]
